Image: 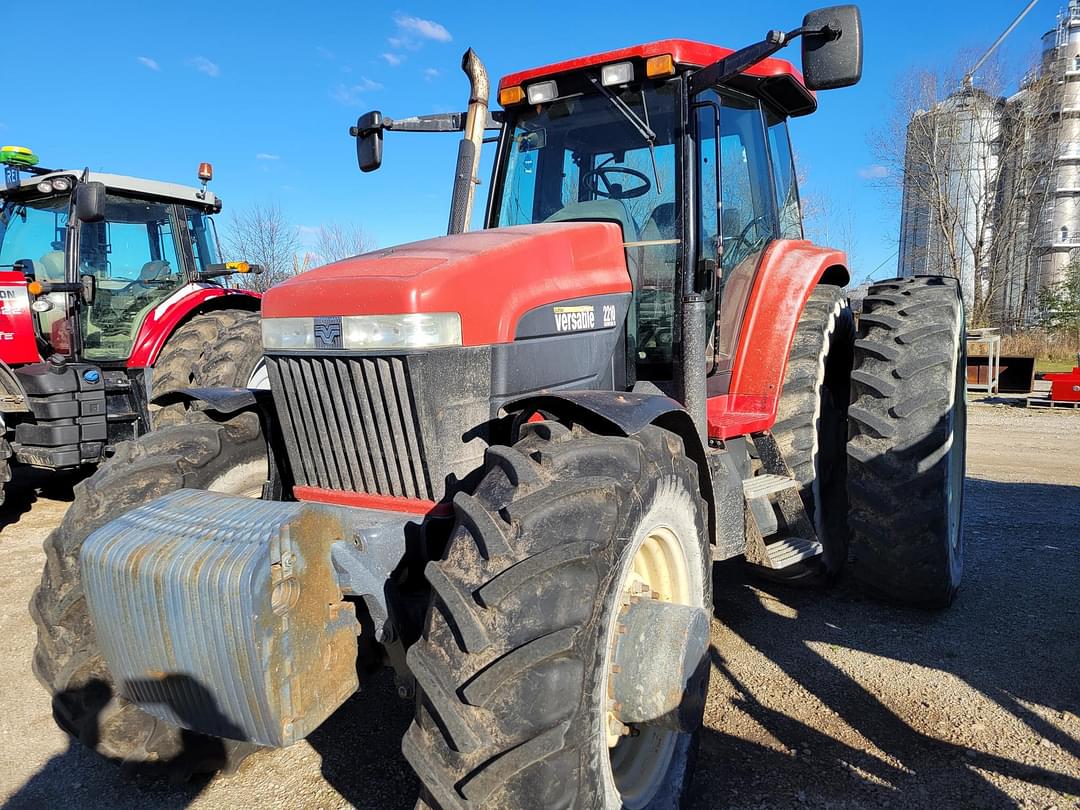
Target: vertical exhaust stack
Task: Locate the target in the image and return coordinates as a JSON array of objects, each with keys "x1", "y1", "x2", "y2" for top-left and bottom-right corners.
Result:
[{"x1": 447, "y1": 48, "x2": 489, "y2": 235}]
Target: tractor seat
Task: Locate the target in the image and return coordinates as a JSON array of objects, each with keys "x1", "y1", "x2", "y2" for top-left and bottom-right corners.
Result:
[
  {"x1": 139, "y1": 260, "x2": 173, "y2": 283},
  {"x1": 544, "y1": 199, "x2": 640, "y2": 243},
  {"x1": 638, "y1": 203, "x2": 678, "y2": 285}
]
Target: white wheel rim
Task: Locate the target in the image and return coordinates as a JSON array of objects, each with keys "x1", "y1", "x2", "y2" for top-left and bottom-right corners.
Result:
[
  {"x1": 603, "y1": 522, "x2": 695, "y2": 809},
  {"x1": 207, "y1": 458, "x2": 267, "y2": 499}
]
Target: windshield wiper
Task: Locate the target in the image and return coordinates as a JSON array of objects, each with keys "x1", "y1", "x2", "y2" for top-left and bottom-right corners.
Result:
[{"x1": 586, "y1": 75, "x2": 663, "y2": 194}]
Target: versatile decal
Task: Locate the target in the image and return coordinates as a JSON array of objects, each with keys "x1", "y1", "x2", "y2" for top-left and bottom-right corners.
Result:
[{"x1": 553, "y1": 305, "x2": 596, "y2": 333}]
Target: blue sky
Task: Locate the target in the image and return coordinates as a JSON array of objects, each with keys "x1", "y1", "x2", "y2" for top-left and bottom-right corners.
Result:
[{"x1": 3, "y1": 1, "x2": 1062, "y2": 283}]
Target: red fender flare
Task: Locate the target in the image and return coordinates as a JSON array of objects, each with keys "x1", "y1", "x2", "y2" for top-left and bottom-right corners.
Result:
[
  {"x1": 126, "y1": 285, "x2": 260, "y2": 368},
  {"x1": 708, "y1": 239, "x2": 849, "y2": 439}
]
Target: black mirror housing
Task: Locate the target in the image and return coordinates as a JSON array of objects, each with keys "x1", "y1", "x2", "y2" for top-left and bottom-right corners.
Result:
[
  {"x1": 75, "y1": 181, "x2": 106, "y2": 223},
  {"x1": 801, "y1": 5, "x2": 863, "y2": 91},
  {"x1": 355, "y1": 111, "x2": 384, "y2": 173},
  {"x1": 14, "y1": 258, "x2": 36, "y2": 280}
]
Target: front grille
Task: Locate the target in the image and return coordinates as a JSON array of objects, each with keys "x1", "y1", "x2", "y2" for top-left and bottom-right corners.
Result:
[{"x1": 268, "y1": 355, "x2": 432, "y2": 500}]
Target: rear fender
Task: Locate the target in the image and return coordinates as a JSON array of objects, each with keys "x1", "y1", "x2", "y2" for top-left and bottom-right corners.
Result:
[
  {"x1": 729, "y1": 240, "x2": 849, "y2": 405},
  {"x1": 504, "y1": 391, "x2": 718, "y2": 543},
  {"x1": 127, "y1": 285, "x2": 260, "y2": 368}
]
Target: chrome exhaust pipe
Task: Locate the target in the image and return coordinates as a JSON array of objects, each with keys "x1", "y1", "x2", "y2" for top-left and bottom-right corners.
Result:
[{"x1": 447, "y1": 48, "x2": 489, "y2": 235}]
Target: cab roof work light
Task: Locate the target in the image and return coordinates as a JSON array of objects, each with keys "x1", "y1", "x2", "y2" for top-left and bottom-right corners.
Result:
[
  {"x1": 0, "y1": 145, "x2": 39, "y2": 167},
  {"x1": 601, "y1": 62, "x2": 634, "y2": 86},
  {"x1": 526, "y1": 80, "x2": 558, "y2": 105}
]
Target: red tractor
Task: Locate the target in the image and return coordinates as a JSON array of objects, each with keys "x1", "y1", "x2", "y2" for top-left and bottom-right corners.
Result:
[
  {"x1": 32, "y1": 6, "x2": 968, "y2": 807},
  {"x1": 0, "y1": 151, "x2": 265, "y2": 508}
]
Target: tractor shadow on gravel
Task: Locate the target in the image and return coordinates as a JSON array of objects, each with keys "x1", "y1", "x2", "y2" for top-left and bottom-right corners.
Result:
[
  {"x1": 1, "y1": 466, "x2": 89, "y2": 532},
  {"x1": 5, "y1": 481, "x2": 1077, "y2": 810},
  {"x1": 693, "y1": 477, "x2": 1080, "y2": 809}
]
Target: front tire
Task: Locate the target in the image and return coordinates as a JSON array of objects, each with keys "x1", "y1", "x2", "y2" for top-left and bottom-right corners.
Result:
[
  {"x1": 402, "y1": 422, "x2": 712, "y2": 809},
  {"x1": 846, "y1": 276, "x2": 966, "y2": 607},
  {"x1": 30, "y1": 412, "x2": 269, "y2": 773}
]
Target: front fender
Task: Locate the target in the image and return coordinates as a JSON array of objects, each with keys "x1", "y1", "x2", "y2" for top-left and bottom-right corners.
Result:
[
  {"x1": 152, "y1": 385, "x2": 270, "y2": 414},
  {"x1": 504, "y1": 390, "x2": 717, "y2": 543},
  {"x1": 127, "y1": 286, "x2": 261, "y2": 368}
]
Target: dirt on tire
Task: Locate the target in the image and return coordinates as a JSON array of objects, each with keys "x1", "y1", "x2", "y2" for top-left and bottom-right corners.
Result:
[{"x1": 403, "y1": 420, "x2": 711, "y2": 809}]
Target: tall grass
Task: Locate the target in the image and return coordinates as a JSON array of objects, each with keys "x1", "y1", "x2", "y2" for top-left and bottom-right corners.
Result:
[{"x1": 969, "y1": 328, "x2": 1079, "y2": 363}]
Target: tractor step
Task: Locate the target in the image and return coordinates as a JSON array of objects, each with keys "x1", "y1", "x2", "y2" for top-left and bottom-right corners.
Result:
[
  {"x1": 763, "y1": 536, "x2": 823, "y2": 569},
  {"x1": 742, "y1": 473, "x2": 798, "y2": 500}
]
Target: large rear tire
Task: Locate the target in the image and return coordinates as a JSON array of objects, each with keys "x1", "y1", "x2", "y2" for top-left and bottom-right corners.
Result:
[
  {"x1": 771, "y1": 284, "x2": 855, "y2": 579},
  {"x1": 150, "y1": 309, "x2": 263, "y2": 427},
  {"x1": 846, "y1": 276, "x2": 966, "y2": 607},
  {"x1": 402, "y1": 421, "x2": 712, "y2": 809},
  {"x1": 30, "y1": 412, "x2": 269, "y2": 774}
]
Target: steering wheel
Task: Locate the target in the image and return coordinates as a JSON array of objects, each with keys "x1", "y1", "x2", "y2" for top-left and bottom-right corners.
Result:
[
  {"x1": 581, "y1": 166, "x2": 652, "y2": 200},
  {"x1": 723, "y1": 215, "x2": 770, "y2": 268}
]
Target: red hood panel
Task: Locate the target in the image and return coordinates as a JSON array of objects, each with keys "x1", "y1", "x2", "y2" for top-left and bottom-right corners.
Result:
[{"x1": 263, "y1": 223, "x2": 632, "y2": 345}]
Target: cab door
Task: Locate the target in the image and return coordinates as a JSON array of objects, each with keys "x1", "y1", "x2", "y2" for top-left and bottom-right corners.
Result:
[{"x1": 695, "y1": 88, "x2": 782, "y2": 394}]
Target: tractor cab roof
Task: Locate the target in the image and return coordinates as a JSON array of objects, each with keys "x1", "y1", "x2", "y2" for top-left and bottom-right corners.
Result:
[
  {"x1": 2, "y1": 169, "x2": 221, "y2": 212},
  {"x1": 498, "y1": 38, "x2": 816, "y2": 117}
]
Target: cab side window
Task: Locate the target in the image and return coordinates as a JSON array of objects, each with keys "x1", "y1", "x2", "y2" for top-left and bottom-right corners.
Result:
[
  {"x1": 713, "y1": 90, "x2": 778, "y2": 361},
  {"x1": 766, "y1": 110, "x2": 803, "y2": 239}
]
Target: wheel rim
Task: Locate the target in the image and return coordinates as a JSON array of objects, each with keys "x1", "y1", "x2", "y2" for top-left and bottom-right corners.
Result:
[
  {"x1": 207, "y1": 458, "x2": 267, "y2": 499},
  {"x1": 603, "y1": 524, "x2": 695, "y2": 809}
]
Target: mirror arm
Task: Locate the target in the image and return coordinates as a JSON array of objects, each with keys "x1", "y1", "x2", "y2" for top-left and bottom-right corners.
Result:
[
  {"x1": 351, "y1": 110, "x2": 503, "y2": 137},
  {"x1": 687, "y1": 25, "x2": 833, "y2": 95}
]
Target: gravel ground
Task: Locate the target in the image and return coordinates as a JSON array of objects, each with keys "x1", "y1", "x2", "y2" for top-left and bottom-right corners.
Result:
[{"x1": 1, "y1": 402, "x2": 1077, "y2": 809}]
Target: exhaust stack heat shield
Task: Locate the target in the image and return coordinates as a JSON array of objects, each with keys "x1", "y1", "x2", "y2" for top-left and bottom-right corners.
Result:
[{"x1": 81, "y1": 490, "x2": 363, "y2": 747}]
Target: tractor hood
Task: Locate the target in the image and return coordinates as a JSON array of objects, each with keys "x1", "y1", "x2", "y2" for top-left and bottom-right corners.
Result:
[{"x1": 262, "y1": 222, "x2": 631, "y2": 346}]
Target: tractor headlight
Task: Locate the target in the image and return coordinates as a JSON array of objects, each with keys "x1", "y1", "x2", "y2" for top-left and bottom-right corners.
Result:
[
  {"x1": 342, "y1": 313, "x2": 461, "y2": 349},
  {"x1": 262, "y1": 317, "x2": 315, "y2": 350},
  {"x1": 261, "y1": 313, "x2": 462, "y2": 351}
]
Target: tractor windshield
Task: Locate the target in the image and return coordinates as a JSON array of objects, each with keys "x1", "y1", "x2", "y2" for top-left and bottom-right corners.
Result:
[
  {"x1": 492, "y1": 79, "x2": 681, "y2": 374},
  {"x1": 78, "y1": 195, "x2": 191, "y2": 361}
]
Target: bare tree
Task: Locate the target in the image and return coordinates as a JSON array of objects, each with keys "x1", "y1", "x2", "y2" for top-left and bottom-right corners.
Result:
[
  {"x1": 874, "y1": 53, "x2": 1059, "y2": 327},
  {"x1": 221, "y1": 203, "x2": 304, "y2": 293},
  {"x1": 314, "y1": 223, "x2": 373, "y2": 264}
]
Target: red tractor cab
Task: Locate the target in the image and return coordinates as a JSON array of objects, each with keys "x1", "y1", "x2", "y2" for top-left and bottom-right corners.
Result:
[{"x1": 0, "y1": 149, "x2": 264, "y2": 507}]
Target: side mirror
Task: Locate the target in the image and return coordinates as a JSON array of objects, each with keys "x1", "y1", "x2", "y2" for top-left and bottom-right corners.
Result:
[
  {"x1": 354, "y1": 111, "x2": 384, "y2": 173},
  {"x1": 801, "y1": 5, "x2": 863, "y2": 91},
  {"x1": 75, "y1": 181, "x2": 106, "y2": 223},
  {"x1": 14, "y1": 258, "x2": 36, "y2": 280}
]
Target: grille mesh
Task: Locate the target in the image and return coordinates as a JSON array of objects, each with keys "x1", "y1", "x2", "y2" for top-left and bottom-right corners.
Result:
[{"x1": 268, "y1": 356, "x2": 432, "y2": 500}]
